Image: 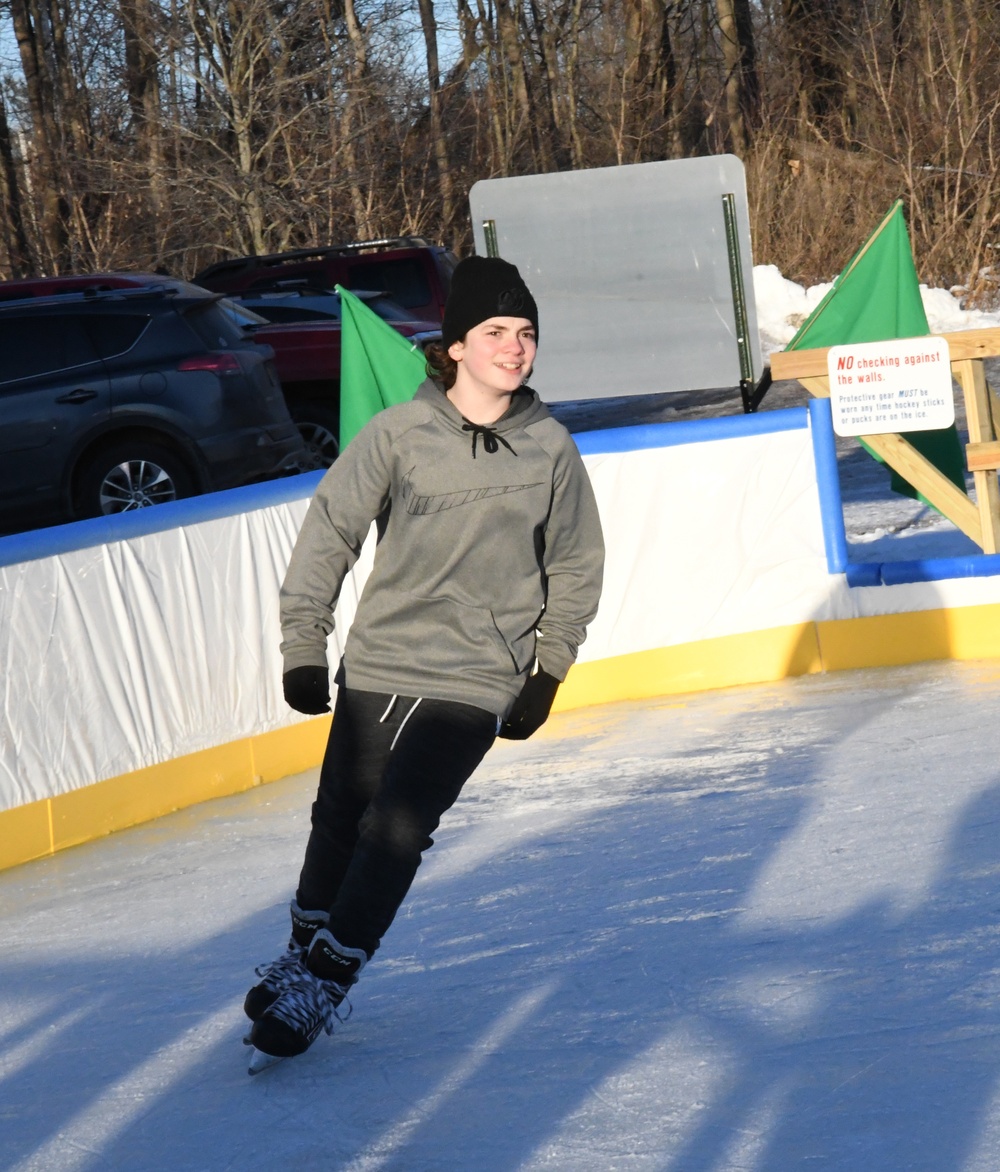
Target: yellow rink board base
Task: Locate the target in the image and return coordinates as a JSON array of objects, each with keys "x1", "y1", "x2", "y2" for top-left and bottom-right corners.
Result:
[
  {"x1": 5, "y1": 602, "x2": 1000, "y2": 873},
  {"x1": 0, "y1": 718, "x2": 332, "y2": 873}
]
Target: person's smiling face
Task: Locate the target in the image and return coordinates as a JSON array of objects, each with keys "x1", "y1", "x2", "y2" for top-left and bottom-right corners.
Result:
[{"x1": 448, "y1": 316, "x2": 537, "y2": 397}]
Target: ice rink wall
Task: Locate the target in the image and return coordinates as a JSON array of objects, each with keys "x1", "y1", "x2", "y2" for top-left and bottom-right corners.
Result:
[{"x1": 5, "y1": 401, "x2": 1000, "y2": 871}]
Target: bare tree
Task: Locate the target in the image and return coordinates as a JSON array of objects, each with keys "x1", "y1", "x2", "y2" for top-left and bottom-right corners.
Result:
[
  {"x1": 0, "y1": 86, "x2": 32, "y2": 275},
  {"x1": 0, "y1": 0, "x2": 997, "y2": 299},
  {"x1": 782, "y1": 0, "x2": 857, "y2": 139},
  {"x1": 619, "y1": 0, "x2": 672, "y2": 161},
  {"x1": 121, "y1": 0, "x2": 165, "y2": 253},
  {"x1": 10, "y1": 0, "x2": 67, "y2": 266},
  {"x1": 417, "y1": 0, "x2": 457, "y2": 231},
  {"x1": 716, "y1": 0, "x2": 758, "y2": 154}
]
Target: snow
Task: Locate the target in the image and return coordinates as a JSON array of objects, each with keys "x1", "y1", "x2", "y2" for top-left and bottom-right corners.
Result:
[
  {"x1": 5, "y1": 270, "x2": 1000, "y2": 1169},
  {"x1": 752, "y1": 265, "x2": 834, "y2": 357},
  {"x1": 751, "y1": 263, "x2": 1000, "y2": 357},
  {"x1": 5, "y1": 661, "x2": 1000, "y2": 1170}
]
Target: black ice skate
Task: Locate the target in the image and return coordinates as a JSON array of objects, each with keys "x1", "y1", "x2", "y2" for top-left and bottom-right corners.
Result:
[
  {"x1": 245, "y1": 928, "x2": 367, "y2": 1075},
  {"x1": 243, "y1": 900, "x2": 327, "y2": 1022}
]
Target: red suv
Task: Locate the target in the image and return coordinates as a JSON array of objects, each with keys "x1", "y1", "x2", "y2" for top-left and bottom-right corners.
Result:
[
  {"x1": 194, "y1": 237, "x2": 457, "y2": 323},
  {"x1": 226, "y1": 288, "x2": 440, "y2": 465}
]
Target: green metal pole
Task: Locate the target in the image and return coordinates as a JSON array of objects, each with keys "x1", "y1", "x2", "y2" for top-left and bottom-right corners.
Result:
[
  {"x1": 482, "y1": 220, "x2": 499, "y2": 258},
  {"x1": 722, "y1": 192, "x2": 757, "y2": 411}
]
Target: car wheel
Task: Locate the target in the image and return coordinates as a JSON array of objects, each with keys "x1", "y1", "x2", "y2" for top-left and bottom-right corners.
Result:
[
  {"x1": 291, "y1": 404, "x2": 340, "y2": 468},
  {"x1": 76, "y1": 441, "x2": 196, "y2": 518}
]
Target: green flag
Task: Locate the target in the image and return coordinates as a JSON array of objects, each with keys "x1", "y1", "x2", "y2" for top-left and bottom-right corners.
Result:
[
  {"x1": 785, "y1": 200, "x2": 966, "y2": 503},
  {"x1": 337, "y1": 284, "x2": 427, "y2": 448}
]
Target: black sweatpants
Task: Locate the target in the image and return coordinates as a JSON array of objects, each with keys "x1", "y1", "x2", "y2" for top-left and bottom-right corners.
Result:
[{"x1": 296, "y1": 686, "x2": 498, "y2": 958}]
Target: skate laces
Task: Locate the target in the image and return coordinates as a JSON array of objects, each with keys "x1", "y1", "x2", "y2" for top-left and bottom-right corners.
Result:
[
  {"x1": 253, "y1": 946, "x2": 304, "y2": 992},
  {"x1": 270, "y1": 968, "x2": 352, "y2": 1037}
]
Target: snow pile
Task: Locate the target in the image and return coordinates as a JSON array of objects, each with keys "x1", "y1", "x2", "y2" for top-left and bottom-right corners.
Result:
[
  {"x1": 753, "y1": 263, "x2": 1000, "y2": 357},
  {"x1": 753, "y1": 265, "x2": 832, "y2": 356},
  {"x1": 919, "y1": 286, "x2": 1000, "y2": 335}
]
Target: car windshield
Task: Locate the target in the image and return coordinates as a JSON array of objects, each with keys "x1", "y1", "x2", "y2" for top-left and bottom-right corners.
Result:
[{"x1": 186, "y1": 300, "x2": 262, "y2": 347}]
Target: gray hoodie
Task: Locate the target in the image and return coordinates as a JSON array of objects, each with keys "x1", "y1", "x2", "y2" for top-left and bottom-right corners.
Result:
[{"x1": 279, "y1": 379, "x2": 605, "y2": 717}]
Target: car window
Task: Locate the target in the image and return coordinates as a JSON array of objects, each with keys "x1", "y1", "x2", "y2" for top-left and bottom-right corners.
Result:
[
  {"x1": 346, "y1": 259, "x2": 430, "y2": 310},
  {"x1": 85, "y1": 314, "x2": 151, "y2": 358},
  {"x1": 217, "y1": 298, "x2": 269, "y2": 328},
  {"x1": 435, "y1": 251, "x2": 458, "y2": 281},
  {"x1": 363, "y1": 295, "x2": 419, "y2": 321},
  {"x1": 249, "y1": 305, "x2": 339, "y2": 324},
  {"x1": 0, "y1": 314, "x2": 101, "y2": 384},
  {"x1": 184, "y1": 301, "x2": 250, "y2": 347}
]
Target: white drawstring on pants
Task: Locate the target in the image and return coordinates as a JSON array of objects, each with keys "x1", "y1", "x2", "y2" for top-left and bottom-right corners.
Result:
[{"x1": 389, "y1": 698, "x2": 422, "y2": 750}]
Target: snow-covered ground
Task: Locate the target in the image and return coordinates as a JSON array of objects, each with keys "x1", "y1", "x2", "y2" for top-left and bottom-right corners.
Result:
[{"x1": 5, "y1": 659, "x2": 1000, "y2": 1170}]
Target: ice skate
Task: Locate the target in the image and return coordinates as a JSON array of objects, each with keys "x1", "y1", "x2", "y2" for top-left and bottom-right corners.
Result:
[
  {"x1": 245, "y1": 928, "x2": 367, "y2": 1073},
  {"x1": 243, "y1": 900, "x2": 327, "y2": 1022}
]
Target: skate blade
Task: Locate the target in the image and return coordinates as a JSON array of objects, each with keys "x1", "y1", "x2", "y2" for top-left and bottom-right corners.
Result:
[{"x1": 247, "y1": 1046, "x2": 285, "y2": 1075}]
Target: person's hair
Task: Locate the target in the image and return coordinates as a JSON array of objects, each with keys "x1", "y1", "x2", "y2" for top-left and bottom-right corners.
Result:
[{"x1": 425, "y1": 340, "x2": 458, "y2": 389}]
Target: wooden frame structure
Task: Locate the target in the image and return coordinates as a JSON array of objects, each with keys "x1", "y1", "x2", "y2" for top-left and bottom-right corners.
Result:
[{"x1": 770, "y1": 328, "x2": 1000, "y2": 555}]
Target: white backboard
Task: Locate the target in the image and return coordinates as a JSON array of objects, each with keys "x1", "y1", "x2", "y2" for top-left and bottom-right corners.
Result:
[{"x1": 469, "y1": 156, "x2": 762, "y2": 402}]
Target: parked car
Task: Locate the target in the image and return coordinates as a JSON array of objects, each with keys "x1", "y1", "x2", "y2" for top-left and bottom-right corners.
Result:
[
  {"x1": 0, "y1": 275, "x2": 306, "y2": 533},
  {"x1": 223, "y1": 291, "x2": 441, "y2": 466},
  {"x1": 44, "y1": 274, "x2": 442, "y2": 471},
  {"x1": 193, "y1": 236, "x2": 457, "y2": 323}
]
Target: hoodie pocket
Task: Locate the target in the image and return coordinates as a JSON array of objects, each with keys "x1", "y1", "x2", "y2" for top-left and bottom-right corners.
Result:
[
  {"x1": 348, "y1": 589, "x2": 533, "y2": 680},
  {"x1": 489, "y1": 611, "x2": 537, "y2": 674}
]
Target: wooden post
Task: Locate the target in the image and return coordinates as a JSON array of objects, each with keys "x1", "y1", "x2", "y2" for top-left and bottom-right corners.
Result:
[
  {"x1": 860, "y1": 432, "x2": 982, "y2": 548},
  {"x1": 954, "y1": 357, "x2": 1000, "y2": 554}
]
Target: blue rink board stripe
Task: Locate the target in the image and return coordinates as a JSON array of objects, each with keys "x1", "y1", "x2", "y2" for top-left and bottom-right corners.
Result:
[
  {"x1": 807, "y1": 397, "x2": 1000, "y2": 586},
  {"x1": 0, "y1": 471, "x2": 326, "y2": 569},
  {"x1": 573, "y1": 407, "x2": 808, "y2": 455},
  {"x1": 846, "y1": 554, "x2": 1000, "y2": 587}
]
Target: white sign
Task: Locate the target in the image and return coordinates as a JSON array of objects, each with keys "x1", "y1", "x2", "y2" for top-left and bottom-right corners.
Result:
[{"x1": 826, "y1": 337, "x2": 954, "y2": 436}]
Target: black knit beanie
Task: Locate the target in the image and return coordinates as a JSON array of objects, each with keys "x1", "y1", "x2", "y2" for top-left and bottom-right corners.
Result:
[{"x1": 441, "y1": 256, "x2": 539, "y2": 349}]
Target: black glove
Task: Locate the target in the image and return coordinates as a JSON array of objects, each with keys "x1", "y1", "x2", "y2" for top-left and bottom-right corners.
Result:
[
  {"x1": 282, "y1": 665, "x2": 330, "y2": 714},
  {"x1": 499, "y1": 669, "x2": 560, "y2": 740}
]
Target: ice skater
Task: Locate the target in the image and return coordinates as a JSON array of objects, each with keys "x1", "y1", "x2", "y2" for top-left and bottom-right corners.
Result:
[{"x1": 243, "y1": 255, "x2": 605, "y2": 1071}]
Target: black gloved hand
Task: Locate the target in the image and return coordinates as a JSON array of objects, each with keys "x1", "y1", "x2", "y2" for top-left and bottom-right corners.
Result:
[
  {"x1": 499, "y1": 669, "x2": 560, "y2": 740},
  {"x1": 282, "y1": 665, "x2": 331, "y2": 714}
]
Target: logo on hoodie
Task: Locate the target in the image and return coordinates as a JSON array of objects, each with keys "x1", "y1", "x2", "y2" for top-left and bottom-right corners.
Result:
[{"x1": 401, "y1": 470, "x2": 543, "y2": 515}]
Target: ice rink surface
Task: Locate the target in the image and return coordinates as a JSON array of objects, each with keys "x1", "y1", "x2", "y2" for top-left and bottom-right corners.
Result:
[{"x1": 6, "y1": 660, "x2": 1000, "y2": 1171}]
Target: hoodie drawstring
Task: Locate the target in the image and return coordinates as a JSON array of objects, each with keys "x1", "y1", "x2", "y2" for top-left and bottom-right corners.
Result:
[{"x1": 462, "y1": 423, "x2": 517, "y2": 459}]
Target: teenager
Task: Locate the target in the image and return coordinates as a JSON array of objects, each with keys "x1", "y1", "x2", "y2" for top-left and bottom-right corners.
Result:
[{"x1": 244, "y1": 256, "x2": 605, "y2": 1068}]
